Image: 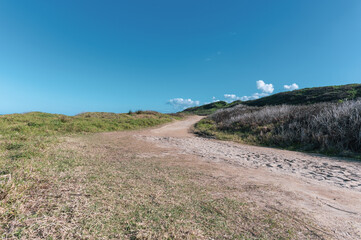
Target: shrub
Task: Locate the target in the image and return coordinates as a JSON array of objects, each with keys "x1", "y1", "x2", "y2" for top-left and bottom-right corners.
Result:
[{"x1": 206, "y1": 99, "x2": 361, "y2": 155}]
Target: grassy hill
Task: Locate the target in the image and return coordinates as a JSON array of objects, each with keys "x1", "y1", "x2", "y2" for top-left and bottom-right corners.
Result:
[
  {"x1": 183, "y1": 83, "x2": 361, "y2": 115},
  {"x1": 0, "y1": 110, "x2": 179, "y2": 166}
]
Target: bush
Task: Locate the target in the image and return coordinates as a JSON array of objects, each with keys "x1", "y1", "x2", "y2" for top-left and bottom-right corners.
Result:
[{"x1": 206, "y1": 100, "x2": 361, "y2": 155}]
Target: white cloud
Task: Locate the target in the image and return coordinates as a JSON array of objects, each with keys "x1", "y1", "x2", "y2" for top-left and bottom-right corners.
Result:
[
  {"x1": 212, "y1": 96, "x2": 220, "y2": 102},
  {"x1": 224, "y1": 94, "x2": 239, "y2": 100},
  {"x1": 256, "y1": 80, "x2": 274, "y2": 94},
  {"x1": 240, "y1": 92, "x2": 269, "y2": 101},
  {"x1": 224, "y1": 94, "x2": 241, "y2": 102},
  {"x1": 238, "y1": 80, "x2": 274, "y2": 101},
  {"x1": 204, "y1": 96, "x2": 221, "y2": 104},
  {"x1": 284, "y1": 83, "x2": 299, "y2": 91},
  {"x1": 168, "y1": 98, "x2": 200, "y2": 109},
  {"x1": 221, "y1": 80, "x2": 274, "y2": 103},
  {"x1": 240, "y1": 96, "x2": 250, "y2": 101}
]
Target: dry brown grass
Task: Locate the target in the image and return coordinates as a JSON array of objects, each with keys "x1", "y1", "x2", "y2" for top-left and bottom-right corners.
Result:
[
  {"x1": 1, "y1": 130, "x2": 328, "y2": 239},
  {"x1": 197, "y1": 100, "x2": 361, "y2": 157},
  {"x1": 0, "y1": 111, "x2": 179, "y2": 239}
]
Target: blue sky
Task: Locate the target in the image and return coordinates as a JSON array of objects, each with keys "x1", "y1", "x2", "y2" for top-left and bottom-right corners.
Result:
[{"x1": 0, "y1": 0, "x2": 361, "y2": 115}]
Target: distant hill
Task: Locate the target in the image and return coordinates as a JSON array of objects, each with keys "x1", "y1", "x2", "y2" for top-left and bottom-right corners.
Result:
[
  {"x1": 243, "y1": 83, "x2": 361, "y2": 107},
  {"x1": 183, "y1": 83, "x2": 361, "y2": 115},
  {"x1": 182, "y1": 101, "x2": 229, "y2": 115}
]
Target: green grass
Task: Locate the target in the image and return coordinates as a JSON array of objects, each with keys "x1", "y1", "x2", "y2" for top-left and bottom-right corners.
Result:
[
  {"x1": 0, "y1": 111, "x2": 177, "y2": 136},
  {"x1": 0, "y1": 111, "x2": 178, "y2": 179},
  {"x1": 0, "y1": 111, "x2": 180, "y2": 237},
  {"x1": 193, "y1": 119, "x2": 251, "y2": 142},
  {"x1": 183, "y1": 83, "x2": 361, "y2": 115}
]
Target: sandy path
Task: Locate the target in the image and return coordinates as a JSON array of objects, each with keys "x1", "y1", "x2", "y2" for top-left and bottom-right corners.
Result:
[
  {"x1": 137, "y1": 116, "x2": 361, "y2": 239},
  {"x1": 147, "y1": 116, "x2": 361, "y2": 191}
]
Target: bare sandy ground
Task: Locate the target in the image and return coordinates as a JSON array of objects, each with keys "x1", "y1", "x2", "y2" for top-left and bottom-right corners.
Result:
[{"x1": 136, "y1": 116, "x2": 361, "y2": 240}]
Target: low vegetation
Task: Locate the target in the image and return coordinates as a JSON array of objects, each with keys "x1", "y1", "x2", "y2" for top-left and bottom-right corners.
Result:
[
  {"x1": 194, "y1": 99, "x2": 361, "y2": 158},
  {"x1": 2, "y1": 132, "x2": 322, "y2": 239},
  {"x1": 0, "y1": 111, "x2": 179, "y2": 237},
  {"x1": 0, "y1": 111, "x2": 322, "y2": 239},
  {"x1": 184, "y1": 83, "x2": 361, "y2": 115}
]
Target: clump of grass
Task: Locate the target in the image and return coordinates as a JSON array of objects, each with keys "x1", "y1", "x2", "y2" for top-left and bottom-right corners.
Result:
[{"x1": 195, "y1": 100, "x2": 361, "y2": 158}]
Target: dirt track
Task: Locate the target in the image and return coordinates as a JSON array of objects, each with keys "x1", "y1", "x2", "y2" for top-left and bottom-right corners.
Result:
[{"x1": 137, "y1": 116, "x2": 361, "y2": 240}]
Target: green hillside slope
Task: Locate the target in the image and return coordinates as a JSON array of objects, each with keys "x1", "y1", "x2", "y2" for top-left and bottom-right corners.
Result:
[
  {"x1": 244, "y1": 83, "x2": 361, "y2": 107},
  {"x1": 183, "y1": 83, "x2": 361, "y2": 115}
]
